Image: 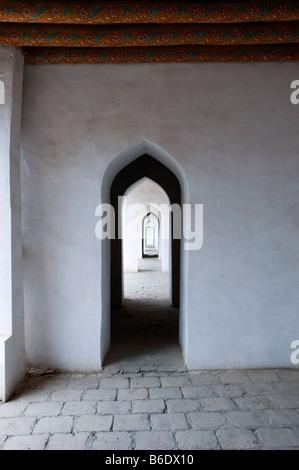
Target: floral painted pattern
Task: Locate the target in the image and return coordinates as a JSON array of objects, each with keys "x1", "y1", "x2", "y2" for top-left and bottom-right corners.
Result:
[
  {"x1": 23, "y1": 44, "x2": 299, "y2": 64},
  {"x1": 0, "y1": 2, "x2": 298, "y2": 24},
  {"x1": 1, "y1": 2, "x2": 298, "y2": 63},
  {"x1": 0, "y1": 22, "x2": 298, "y2": 47}
]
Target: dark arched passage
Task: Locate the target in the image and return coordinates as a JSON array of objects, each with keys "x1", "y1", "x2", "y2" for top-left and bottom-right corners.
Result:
[{"x1": 110, "y1": 154, "x2": 181, "y2": 308}]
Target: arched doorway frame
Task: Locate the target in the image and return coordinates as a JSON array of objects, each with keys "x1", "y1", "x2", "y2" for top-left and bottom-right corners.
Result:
[
  {"x1": 111, "y1": 154, "x2": 181, "y2": 308},
  {"x1": 142, "y1": 212, "x2": 160, "y2": 258},
  {"x1": 100, "y1": 139, "x2": 189, "y2": 366},
  {"x1": 122, "y1": 176, "x2": 170, "y2": 285}
]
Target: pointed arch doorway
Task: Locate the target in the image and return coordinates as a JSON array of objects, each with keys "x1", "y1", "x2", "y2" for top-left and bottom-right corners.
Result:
[
  {"x1": 110, "y1": 154, "x2": 181, "y2": 309},
  {"x1": 142, "y1": 212, "x2": 159, "y2": 258},
  {"x1": 100, "y1": 142, "x2": 188, "y2": 369}
]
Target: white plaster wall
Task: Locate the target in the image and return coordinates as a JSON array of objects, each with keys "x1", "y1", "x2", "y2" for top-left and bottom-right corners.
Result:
[
  {"x1": 0, "y1": 47, "x2": 26, "y2": 400},
  {"x1": 21, "y1": 61, "x2": 299, "y2": 370}
]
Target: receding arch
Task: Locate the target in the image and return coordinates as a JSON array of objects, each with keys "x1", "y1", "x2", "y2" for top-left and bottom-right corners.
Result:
[
  {"x1": 142, "y1": 212, "x2": 160, "y2": 258},
  {"x1": 122, "y1": 176, "x2": 170, "y2": 278},
  {"x1": 110, "y1": 154, "x2": 181, "y2": 308},
  {"x1": 100, "y1": 140, "x2": 189, "y2": 366}
]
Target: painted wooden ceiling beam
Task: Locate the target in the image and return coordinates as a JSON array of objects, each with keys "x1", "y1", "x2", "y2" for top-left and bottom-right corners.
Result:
[
  {"x1": 23, "y1": 44, "x2": 299, "y2": 63},
  {"x1": 1, "y1": 22, "x2": 298, "y2": 47},
  {"x1": 0, "y1": 1, "x2": 298, "y2": 25},
  {"x1": 1, "y1": 2, "x2": 298, "y2": 62}
]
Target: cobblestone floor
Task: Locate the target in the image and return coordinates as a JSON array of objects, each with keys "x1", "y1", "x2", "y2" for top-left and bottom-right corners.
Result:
[{"x1": 0, "y1": 259, "x2": 299, "y2": 450}]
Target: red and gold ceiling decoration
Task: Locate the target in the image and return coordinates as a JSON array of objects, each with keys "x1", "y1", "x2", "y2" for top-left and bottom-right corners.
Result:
[{"x1": 0, "y1": 1, "x2": 298, "y2": 63}]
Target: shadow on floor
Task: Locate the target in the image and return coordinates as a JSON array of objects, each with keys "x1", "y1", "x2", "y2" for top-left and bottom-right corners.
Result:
[
  {"x1": 103, "y1": 298, "x2": 183, "y2": 372},
  {"x1": 104, "y1": 258, "x2": 184, "y2": 372}
]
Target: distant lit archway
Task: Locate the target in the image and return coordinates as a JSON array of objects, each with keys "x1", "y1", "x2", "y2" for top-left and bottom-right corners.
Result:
[{"x1": 142, "y1": 212, "x2": 159, "y2": 258}]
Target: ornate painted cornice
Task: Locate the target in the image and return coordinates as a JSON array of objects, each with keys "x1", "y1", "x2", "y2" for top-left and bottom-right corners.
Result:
[
  {"x1": 0, "y1": 1, "x2": 298, "y2": 62},
  {"x1": 0, "y1": 1, "x2": 298, "y2": 24},
  {"x1": 24, "y1": 44, "x2": 299, "y2": 63},
  {"x1": 1, "y1": 22, "x2": 299, "y2": 47}
]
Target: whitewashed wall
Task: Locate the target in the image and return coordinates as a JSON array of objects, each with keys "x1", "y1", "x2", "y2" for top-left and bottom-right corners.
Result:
[
  {"x1": 21, "y1": 62, "x2": 299, "y2": 371},
  {"x1": 0, "y1": 47, "x2": 26, "y2": 400}
]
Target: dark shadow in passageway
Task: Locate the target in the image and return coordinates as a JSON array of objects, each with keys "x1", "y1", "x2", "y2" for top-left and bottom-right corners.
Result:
[
  {"x1": 103, "y1": 301, "x2": 180, "y2": 371},
  {"x1": 103, "y1": 257, "x2": 182, "y2": 371}
]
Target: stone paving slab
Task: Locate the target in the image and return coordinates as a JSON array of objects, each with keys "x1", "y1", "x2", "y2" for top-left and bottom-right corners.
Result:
[
  {"x1": 50, "y1": 389, "x2": 83, "y2": 402},
  {"x1": 166, "y1": 398, "x2": 201, "y2": 413},
  {"x1": 0, "y1": 402, "x2": 27, "y2": 418},
  {"x1": 0, "y1": 417, "x2": 36, "y2": 436},
  {"x1": 150, "y1": 413, "x2": 189, "y2": 431},
  {"x1": 24, "y1": 402, "x2": 63, "y2": 417},
  {"x1": 131, "y1": 377, "x2": 160, "y2": 389},
  {"x1": 83, "y1": 389, "x2": 117, "y2": 401},
  {"x1": 247, "y1": 370, "x2": 280, "y2": 383},
  {"x1": 150, "y1": 387, "x2": 181, "y2": 399},
  {"x1": 262, "y1": 409, "x2": 299, "y2": 426},
  {"x1": 212, "y1": 384, "x2": 245, "y2": 398},
  {"x1": 181, "y1": 385, "x2": 216, "y2": 398},
  {"x1": 47, "y1": 432, "x2": 90, "y2": 450},
  {"x1": 225, "y1": 410, "x2": 266, "y2": 428},
  {"x1": 3, "y1": 434, "x2": 49, "y2": 450},
  {"x1": 275, "y1": 382, "x2": 299, "y2": 394},
  {"x1": 33, "y1": 416, "x2": 73, "y2": 434},
  {"x1": 267, "y1": 394, "x2": 299, "y2": 408},
  {"x1": 219, "y1": 371, "x2": 253, "y2": 385},
  {"x1": 132, "y1": 399, "x2": 165, "y2": 414},
  {"x1": 234, "y1": 395, "x2": 274, "y2": 410},
  {"x1": 199, "y1": 397, "x2": 237, "y2": 412},
  {"x1": 98, "y1": 400, "x2": 131, "y2": 415},
  {"x1": 134, "y1": 431, "x2": 176, "y2": 450},
  {"x1": 187, "y1": 411, "x2": 226, "y2": 430},
  {"x1": 189, "y1": 372, "x2": 222, "y2": 385},
  {"x1": 92, "y1": 432, "x2": 133, "y2": 450},
  {"x1": 255, "y1": 427, "x2": 299, "y2": 449},
  {"x1": 242, "y1": 383, "x2": 279, "y2": 396},
  {"x1": 216, "y1": 429, "x2": 259, "y2": 450},
  {"x1": 275, "y1": 370, "x2": 299, "y2": 381},
  {"x1": 175, "y1": 430, "x2": 219, "y2": 450},
  {"x1": 117, "y1": 388, "x2": 148, "y2": 400},
  {"x1": 73, "y1": 415, "x2": 112, "y2": 433},
  {"x1": 62, "y1": 401, "x2": 97, "y2": 416},
  {"x1": 160, "y1": 376, "x2": 191, "y2": 388},
  {"x1": 113, "y1": 414, "x2": 150, "y2": 432},
  {"x1": 100, "y1": 378, "x2": 130, "y2": 389},
  {"x1": 0, "y1": 368, "x2": 299, "y2": 450}
]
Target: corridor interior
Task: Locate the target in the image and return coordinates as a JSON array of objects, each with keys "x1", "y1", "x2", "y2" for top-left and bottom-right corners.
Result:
[{"x1": 103, "y1": 258, "x2": 182, "y2": 372}]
